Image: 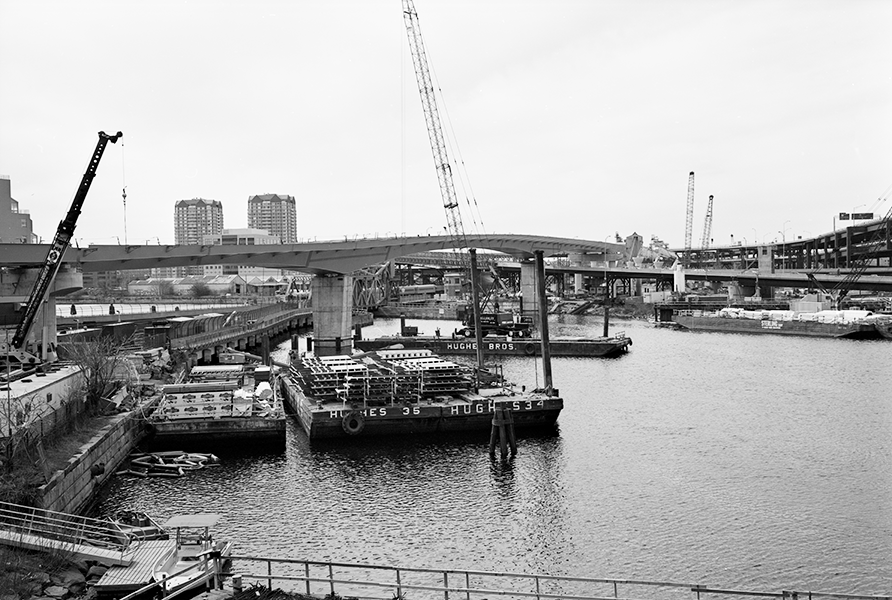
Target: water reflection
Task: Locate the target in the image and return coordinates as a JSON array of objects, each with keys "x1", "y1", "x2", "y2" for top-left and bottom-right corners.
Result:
[{"x1": 92, "y1": 318, "x2": 892, "y2": 595}]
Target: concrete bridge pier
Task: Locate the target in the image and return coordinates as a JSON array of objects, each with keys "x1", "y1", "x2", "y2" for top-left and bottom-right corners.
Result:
[
  {"x1": 312, "y1": 274, "x2": 354, "y2": 357},
  {"x1": 519, "y1": 260, "x2": 541, "y2": 331},
  {"x1": 0, "y1": 265, "x2": 82, "y2": 361}
]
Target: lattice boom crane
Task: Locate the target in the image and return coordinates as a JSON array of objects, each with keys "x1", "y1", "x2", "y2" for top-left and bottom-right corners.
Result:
[
  {"x1": 402, "y1": 0, "x2": 469, "y2": 258},
  {"x1": 684, "y1": 171, "x2": 695, "y2": 265},
  {"x1": 700, "y1": 194, "x2": 714, "y2": 250}
]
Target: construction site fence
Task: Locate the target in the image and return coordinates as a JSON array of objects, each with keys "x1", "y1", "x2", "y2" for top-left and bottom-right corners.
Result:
[{"x1": 224, "y1": 556, "x2": 890, "y2": 600}]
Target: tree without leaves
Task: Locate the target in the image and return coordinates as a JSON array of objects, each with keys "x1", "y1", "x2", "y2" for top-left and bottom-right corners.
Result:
[
  {"x1": 157, "y1": 280, "x2": 174, "y2": 297},
  {"x1": 61, "y1": 335, "x2": 136, "y2": 406},
  {"x1": 191, "y1": 282, "x2": 214, "y2": 297}
]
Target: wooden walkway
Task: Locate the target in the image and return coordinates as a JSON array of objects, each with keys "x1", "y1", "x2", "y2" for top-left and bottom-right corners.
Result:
[{"x1": 94, "y1": 539, "x2": 173, "y2": 594}]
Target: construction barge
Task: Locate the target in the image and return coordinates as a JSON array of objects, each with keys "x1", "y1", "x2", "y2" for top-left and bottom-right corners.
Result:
[
  {"x1": 279, "y1": 349, "x2": 562, "y2": 440},
  {"x1": 354, "y1": 333, "x2": 632, "y2": 357},
  {"x1": 655, "y1": 295, "x2": 891, "y2": 340},
  {"x1": 148, "y1": 361, "x2": 286, "y2": 447}
]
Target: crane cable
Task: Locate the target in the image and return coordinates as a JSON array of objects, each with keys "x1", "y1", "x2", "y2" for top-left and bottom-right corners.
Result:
[
  {"x1": 427, "y1": 48, "x2": 488, "y2": 236},
  {"x1": 121, "y1": 141, "x2": 128, "y2": 245}
]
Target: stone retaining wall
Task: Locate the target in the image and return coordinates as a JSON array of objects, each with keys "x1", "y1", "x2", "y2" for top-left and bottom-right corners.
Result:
[{"x1": 37, "y1": 401, "x2": 155, "y2": 515}]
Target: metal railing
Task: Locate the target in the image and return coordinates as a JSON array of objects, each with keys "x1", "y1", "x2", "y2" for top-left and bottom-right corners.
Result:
[
  {"x1": 59, "y1": 301, "x2": 259, "y2": 318},
  {"x1": 0, "y1": 501, "x2": 132, "y2": 558},
  {"x1": 223, "y1": 556, "x2": 890, "y2": 600},
  {"x1": 118, "y1": 551, "x2": 224, "y2": 600},
  {"x1": 169, "y1": 307, "x2": 310, "y2": 350}
]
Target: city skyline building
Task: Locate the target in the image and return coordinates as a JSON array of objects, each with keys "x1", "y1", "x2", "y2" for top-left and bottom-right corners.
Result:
[
  {"x1": 0, "y1": 177, "x2": 37, "y2": 244},
  {"x1": 202, "y1": 227, "x2": 284, "y2": 279},
  {"x1": 175, "y1": 197, "x2": 224, "y2": 275},
  {"x1": 247, "y1": 194, "x2": 296, "y2": 244}
]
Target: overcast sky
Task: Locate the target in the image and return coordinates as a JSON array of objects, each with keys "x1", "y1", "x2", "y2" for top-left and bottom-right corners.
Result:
[{"x1": 1, "y1": 0, "x2": 889, "y2": 250}]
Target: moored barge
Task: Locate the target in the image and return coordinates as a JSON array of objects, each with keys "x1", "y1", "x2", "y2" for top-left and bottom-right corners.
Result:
[
  {"x1": 148, "y1": 362, "x2": 285, "y2": 446},
  {"x1": 354, "y1": 333, "x2": 632, "y2": 358},
  {"x1": 280, "y1": 349, "x2": 562, "y2": 439},
  {"x1": 663, "y1": 307, "x2": 886, "y2": 339}
]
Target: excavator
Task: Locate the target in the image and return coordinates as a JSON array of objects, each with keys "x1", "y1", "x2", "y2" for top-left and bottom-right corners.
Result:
[{"x1": 1, "y1": 131, "x2": 122, "y2": 368}]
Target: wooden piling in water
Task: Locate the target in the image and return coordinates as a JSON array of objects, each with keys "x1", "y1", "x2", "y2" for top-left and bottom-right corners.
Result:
[{"x1": 489, "y1": 403, "x2": 517, "y2": 459}]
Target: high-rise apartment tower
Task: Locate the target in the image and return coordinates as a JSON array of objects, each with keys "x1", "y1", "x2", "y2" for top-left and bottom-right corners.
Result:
[
  {"x1": 247, "y1": 194, "x2": 296, "y2": 244},
  {"x1": 174, "y1": 198, "x2": 223, "y2": 275}
]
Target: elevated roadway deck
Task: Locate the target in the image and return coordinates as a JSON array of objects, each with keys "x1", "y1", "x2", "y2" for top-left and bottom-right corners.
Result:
[{"x1": 0, "y1": 234, "x2": 620, "y2": 275}]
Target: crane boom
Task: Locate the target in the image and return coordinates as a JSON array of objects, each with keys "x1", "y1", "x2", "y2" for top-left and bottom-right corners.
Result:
[
  {"x1": 402, "y1": 0, "x2": 469, "y2": 258},
  {"x1": 684, "y1": 171, "x2": 695, "y2": 266},
  {"x1": 700, "y1": 194, "x2": 714, "y2": 250},
  {"x1": 11, "y1": 131, "x2": 123, "y2": 350}
]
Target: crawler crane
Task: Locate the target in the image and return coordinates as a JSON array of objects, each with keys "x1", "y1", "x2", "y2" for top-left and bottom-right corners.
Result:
[{"x1": 1, "y1": 131, "x2": 122, "y2": 367}]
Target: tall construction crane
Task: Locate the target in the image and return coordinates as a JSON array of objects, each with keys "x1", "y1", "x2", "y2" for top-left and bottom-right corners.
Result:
[
  {"x1": 402, "y1": 0, "x2": 470, "y2": 265},
  {"x1": 683, "y1": 171, "x2": 695, "y2": 266},
  {"x1": 404, "y1": 0, "x2": 493, "y2": 374},
  {"x1": 700, "y1": 194, "x2": 714, "y2": 250},
  {"x1": 2, "y1": 131, "x2": 122, "y2": 365}
]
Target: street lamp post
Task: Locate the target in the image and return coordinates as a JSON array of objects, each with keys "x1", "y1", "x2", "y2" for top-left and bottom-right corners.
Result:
[{"x1": 778, "y1": 221, "x2": 790, "y2": 270}]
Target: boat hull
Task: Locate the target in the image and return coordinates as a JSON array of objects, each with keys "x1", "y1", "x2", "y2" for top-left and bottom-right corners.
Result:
[
  {"x1": 149, "y1": 417, "x2": 285, "y2": 446},
  {"x1": 280, "y1": 377, "x2": 561, "y2": 440},
  {"x1": 673, "y1": 315, "x2": 881, "y2": 339},
  {"x1": 355, "y1": 335, "x2": 631, "y2": 357}
]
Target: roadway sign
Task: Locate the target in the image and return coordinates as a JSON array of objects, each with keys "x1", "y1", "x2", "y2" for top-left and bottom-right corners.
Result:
[{"x1": 840, "y1": 212, "x2": 875, "y2": 220}]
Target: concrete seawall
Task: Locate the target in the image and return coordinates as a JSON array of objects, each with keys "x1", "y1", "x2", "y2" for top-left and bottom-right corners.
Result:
[{"x1": 38, "y1": 399, "x2": 156, "y2": 515}]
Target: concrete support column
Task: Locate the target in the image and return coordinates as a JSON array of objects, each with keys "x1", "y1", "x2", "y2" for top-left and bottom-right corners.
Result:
[
  {"x1": 567, "y1": 252, "x2": 585, "y2": 294},
  {"x1": 1, "y1": 266, "x2": 84, "y2": 361},
  {"x1": 519, "y1": 260, "x2": 539, "y2": 330},
  {"x1": 312, "y1": 274, "x2": 354, "y2": 357}
]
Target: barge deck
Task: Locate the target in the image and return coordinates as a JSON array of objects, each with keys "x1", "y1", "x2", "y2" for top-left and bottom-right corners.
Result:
[{"x1": 281, "y1": 349, "x2": 562, "y2": 440}]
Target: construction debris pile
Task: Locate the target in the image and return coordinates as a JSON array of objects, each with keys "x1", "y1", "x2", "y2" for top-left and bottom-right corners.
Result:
[{"x1": 116, "y1": 450, "x2": 219, "y2": 479}]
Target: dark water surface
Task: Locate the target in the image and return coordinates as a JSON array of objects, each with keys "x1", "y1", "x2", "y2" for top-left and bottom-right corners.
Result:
[{"x1": 93, "y1": 317, "x2": 892, "y2": 594}]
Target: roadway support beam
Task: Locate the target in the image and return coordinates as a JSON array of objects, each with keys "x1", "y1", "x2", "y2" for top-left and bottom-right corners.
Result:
[{"x1": 312, "y1": 274, "x2": 354, "y2": 357}]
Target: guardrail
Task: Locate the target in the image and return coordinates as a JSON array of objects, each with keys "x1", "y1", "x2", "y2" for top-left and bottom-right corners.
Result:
[
  {"x1": 0, "y1": 501, "x2": 131, "y2": 559},
  {"x1": 59, "y1": 301, "x2": 259, "y2": 318},
  {"x1": 223, "y1": 557, "x2": 890, "y2": 600}
]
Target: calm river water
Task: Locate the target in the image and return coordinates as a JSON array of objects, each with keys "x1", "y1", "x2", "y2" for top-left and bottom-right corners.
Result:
[{"x1": 92, "y1": 316, "x2": 892, "y2": 595}]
